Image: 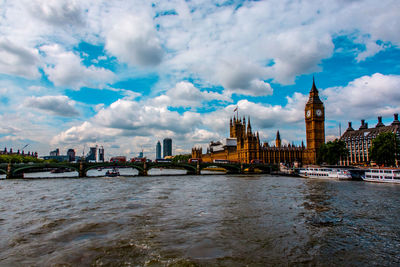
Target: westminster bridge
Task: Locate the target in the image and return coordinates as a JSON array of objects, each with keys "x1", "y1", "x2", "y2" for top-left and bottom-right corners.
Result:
[{"x1": 0, "y1": 161, "x2": 277, "y2": 179}]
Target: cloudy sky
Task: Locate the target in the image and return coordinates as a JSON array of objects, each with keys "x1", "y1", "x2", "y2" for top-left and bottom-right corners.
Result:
[{"x1": 1, "y1": 0, "x2": 399, "y2": 159}]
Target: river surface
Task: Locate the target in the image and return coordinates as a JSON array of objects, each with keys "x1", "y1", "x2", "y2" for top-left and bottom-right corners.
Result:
[{"x1": 1, "y1": 174, "x2": 400, "y2": 266}]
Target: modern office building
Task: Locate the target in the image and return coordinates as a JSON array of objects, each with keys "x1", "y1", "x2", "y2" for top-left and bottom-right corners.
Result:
[
  {"x1": 86, "y1": 147, "x2": 97, "y2": 162},
  {"x1": 98, "y1": 146, "x2": 105, "y2": 162},
  {"x1": 156, "y1": 141, "x2": 161, "y2": 159},
  {"x1": 67, "y1": 149, "x2": 76, "y2": 162},
  {"x1": 163, "y1": 138, "x2": 172, "y2": 158},
  {"x1": 50, "y1": 148, "x2": 60, "y2": 156}
]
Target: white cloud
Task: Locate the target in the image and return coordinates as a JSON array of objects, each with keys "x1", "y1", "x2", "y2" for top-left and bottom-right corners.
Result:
[
  {"x1": 24, "y1": 95, "x2": 80, "y2": 117},
  {"x1": 30, "y1": 0, "x2": 85, "y2": 27},
  {"x1": 105, "y1": 14, "x2": 163, "y2": 67},
  {"x1": 0, "y1": 38, "x2": 40, "y2": 79},
  {"x1": 153, "y1": 81, "x2": 231, "y2": 107},
  {"x1": 41, "y1": 44, "x2": 115, "y2": 89},
  {"x1": 322, "y1": 73, "x2": 400, "y2": 120}
]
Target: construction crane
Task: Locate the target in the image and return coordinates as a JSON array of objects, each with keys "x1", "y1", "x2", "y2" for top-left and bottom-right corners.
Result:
[{"x1": 20, "y1": 144, "x2": 29, "y2": 151}]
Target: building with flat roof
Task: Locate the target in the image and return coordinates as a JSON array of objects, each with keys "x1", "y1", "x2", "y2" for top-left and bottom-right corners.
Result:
[
  {"x1": 163, "y1": 138, "x2": 172, "y2": 158},
  {"x1": 156, "y1": 141, "x2": 161, "y2": 159}
]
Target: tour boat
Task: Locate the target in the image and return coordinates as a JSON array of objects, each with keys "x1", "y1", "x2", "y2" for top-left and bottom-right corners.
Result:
[
  {"x1": 298, "y1": 167, "x2": 352, "y2": 180},
  {"x1": 105, "y1": 168, "x2": 120, "y2": 177},
  {"x1": 362, "y1": 169, "x2": 400, "y2": 184}
]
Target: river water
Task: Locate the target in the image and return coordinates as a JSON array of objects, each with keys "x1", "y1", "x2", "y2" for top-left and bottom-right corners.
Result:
[{"x1": 1, "y1": 173, "x2": 400, "y2": 266}]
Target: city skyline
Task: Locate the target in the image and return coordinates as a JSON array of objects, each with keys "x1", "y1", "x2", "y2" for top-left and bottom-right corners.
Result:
[{"x1": 1, "y1": 1, "x2": 400, "y2": 158}]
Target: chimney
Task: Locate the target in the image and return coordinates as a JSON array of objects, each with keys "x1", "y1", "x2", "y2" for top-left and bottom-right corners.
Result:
[
  {"x1": 359, "y1": 119, "x2": 367, "y2": 130},
  {"x1": 347, "y1": 122, "x2": 354, "y2": 131},
  {"x1": 375, "y1": 116, "x2": 384, "y2": 127},
  {"x1": 392, "y1": 113, "x2": 400, "y2": 125}
]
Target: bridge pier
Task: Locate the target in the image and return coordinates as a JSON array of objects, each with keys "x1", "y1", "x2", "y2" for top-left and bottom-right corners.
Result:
[
  {"x1": 79, "y1": 161, "x2": 86, "y2": 178},
  {"x1": 138, "y1": 162, "x2": 148, "y2": 176},
  {"x1": 6, "y1": 163, "x2": 23, "y2": 179},
  {"x1": 196, "y1": 161, "x2": 200, "y2": 175}
]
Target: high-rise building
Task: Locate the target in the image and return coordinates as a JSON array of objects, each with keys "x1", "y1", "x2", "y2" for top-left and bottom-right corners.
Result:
[
  {"x1": 67, "y1": 149, "x2": 76, "y2": 162},
  {"x1": 50, "y1": 148, "x2": 60, "y2": 156},
  {"x1": 156, "y1": 141, "x2": 161, "y2": 159},
  {"x1": 163, "y1": 138, "x2": 172, "y2": 158},
  {"x1": 98, "y1": 146, "x2": 104, "y2": 162},
  {"x1": 86, "y1": 147, "x2": 97, "y2": 162}
]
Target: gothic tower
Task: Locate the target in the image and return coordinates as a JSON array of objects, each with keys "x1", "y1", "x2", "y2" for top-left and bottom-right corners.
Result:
[
  {"x1": 304, "y1": 77, "x2": 325, "y2": 164},
  {"x1": 275, "y1": 130, "x2": 281, "y2": 148}
]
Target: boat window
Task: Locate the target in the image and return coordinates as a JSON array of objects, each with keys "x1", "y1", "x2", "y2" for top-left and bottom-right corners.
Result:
[{"x1": 384, "y1": 170, "x2": 392, "y2": 174}]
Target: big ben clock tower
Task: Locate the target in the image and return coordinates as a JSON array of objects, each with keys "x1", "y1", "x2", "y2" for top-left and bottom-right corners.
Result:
[{"x1": 304, "y1": 77, "x2": 325, "y2": 165}]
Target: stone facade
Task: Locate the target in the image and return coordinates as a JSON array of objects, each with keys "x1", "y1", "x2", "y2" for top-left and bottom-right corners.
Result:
[
  {"x1": 192, "y1": 79, "x2": 325, "y2": 165},
  {"x1": 340, "y1": 114, "x2": 400, "y2": 165}
]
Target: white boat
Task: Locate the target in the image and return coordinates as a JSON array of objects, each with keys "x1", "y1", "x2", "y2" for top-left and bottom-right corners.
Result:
[
  {"x1": 362, "y1": 169, "x2": 400, "y2": 184},
  {"x1": 298, "y1": 167, "x2": 352, "y2": 180}
]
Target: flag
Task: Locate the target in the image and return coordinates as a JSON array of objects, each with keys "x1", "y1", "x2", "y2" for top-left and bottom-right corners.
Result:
[{"x1": 233, "y1": 106, "x2": 238, "y2": 112}]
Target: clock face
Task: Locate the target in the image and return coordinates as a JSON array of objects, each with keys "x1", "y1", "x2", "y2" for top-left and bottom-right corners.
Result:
[
  {"x1": 316, "y1": 109, "x2": 322, "y2": 116},
  {"x1": 306, "y1": 110, "x2": 311, "y2": 118}
]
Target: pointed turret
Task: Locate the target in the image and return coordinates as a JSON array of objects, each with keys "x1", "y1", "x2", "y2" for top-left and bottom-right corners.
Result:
[
  {"x1": 307, "y1": 76, "x2": 323, "y2": 104},
  {"x1": 275, "y1": 130, "x2": 281, "y2": 148},
  {"x1": 247, "y1": 116, "x2": 252, "y2": 134}
]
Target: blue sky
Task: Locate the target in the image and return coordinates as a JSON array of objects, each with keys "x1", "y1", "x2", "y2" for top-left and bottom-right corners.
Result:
[{"x1": 0, "y1": 0, "x2": 400, "y2": 159}]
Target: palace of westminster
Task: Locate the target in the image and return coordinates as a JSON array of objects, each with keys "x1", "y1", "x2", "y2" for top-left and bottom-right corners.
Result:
[{"x1": 192, "y1": 79, "x2": 400, "y2": 166}]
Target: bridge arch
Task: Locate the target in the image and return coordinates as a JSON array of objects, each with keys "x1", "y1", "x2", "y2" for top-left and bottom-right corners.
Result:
[
  {"x1": 84, "y1": 163, "x2": 145, "y2": 176},
  {"x1": 200, "y1": 163, "x2": 241, "y2": 174},
  {"x1": 148, "y1": 162, "x2": 197, "y2": 174},
  {"x1": 12, "y1": 163, "x2": 80, "y2": 177}
]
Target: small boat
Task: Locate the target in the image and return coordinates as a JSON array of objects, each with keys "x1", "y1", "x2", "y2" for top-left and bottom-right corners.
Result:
[
  {"x1": 105, "y1": 168, "x2": 120, "y2": 177},
  {"x1": 362, "y1": 168, "x2": 400, "y2": 184},
  {"x1": 299, "y1": 167, "x2": 352, "y2": 180},
  {"x1": 51, "y1": 168, "x2": 64, "y2": 173}
]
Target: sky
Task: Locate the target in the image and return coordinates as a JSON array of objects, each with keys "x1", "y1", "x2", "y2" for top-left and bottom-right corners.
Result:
[{"x1": 0, "y1": 0, "x2": 400, "y2": 160}]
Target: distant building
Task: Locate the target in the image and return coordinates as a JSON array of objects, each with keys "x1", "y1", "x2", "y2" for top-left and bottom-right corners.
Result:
[
  {"x1": 156, "y1": 141, "x2": 161, "y2": 159},
  {"x1": 98, "y1": 146, "x2": 105, "y2": 162},
  {"x1": 85, "y1": 147, "x2": 97, "y2": 162},
  {"x1": 340, "y1": 114, "x2": 400, "y2": 165},
  {"x1": 138, "y1": 150, "x2": 144, "y2": 159},
  {"x1": 43, "y1": 155, "x2": 69, "y2": 162},
  {"x1": 67, "y1": 149, "x2": 76, "y2": 162},
  {"x1": 50, "y1": 148, "x2": 60, "y2": 156},
  {"x1": 163, "y1": 138, "x2": 172, "y2": 158}
]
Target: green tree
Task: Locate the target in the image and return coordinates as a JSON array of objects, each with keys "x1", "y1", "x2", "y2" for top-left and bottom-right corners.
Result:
[
  {"x1": 172, "y1": 154, "x2": 191, "y2": 163},
  {"x1": 369, "y1": 132, "x2": 400, "y2": 166},
  {"x1": 317, "y1": 139, "x2": 348, "y2": 165}
]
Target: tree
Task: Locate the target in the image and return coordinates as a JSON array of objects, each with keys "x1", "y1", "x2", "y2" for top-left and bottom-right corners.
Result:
[
  {"x1": 369, "y1": 132, "x2": 400, "y2": 166},
  {"x1": 172, "y1": 154, "x2": 191, "y2": 163},
  {"x1": 317, "y1": 139, "x2": 348, "y2": 165}
]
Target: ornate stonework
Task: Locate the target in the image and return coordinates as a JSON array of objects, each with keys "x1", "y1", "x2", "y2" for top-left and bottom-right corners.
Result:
[{"x1": 192, "y1": 79, "x2": 325, "y2": 166}]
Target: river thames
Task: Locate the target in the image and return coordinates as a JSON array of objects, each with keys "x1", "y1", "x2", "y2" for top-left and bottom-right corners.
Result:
[{"x1": 1, "y1": 172, "x2": 399, "y2": 266}]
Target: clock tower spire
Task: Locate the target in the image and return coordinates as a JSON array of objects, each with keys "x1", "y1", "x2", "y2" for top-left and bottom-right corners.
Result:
[{"x1": 304, "y1": 77, "x2": 325, "y2": 165}]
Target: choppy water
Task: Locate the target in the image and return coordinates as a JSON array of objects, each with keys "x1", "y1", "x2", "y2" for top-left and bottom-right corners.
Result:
[{"x1": 1, "y1": 174, "x2": 400, "y2": 266}]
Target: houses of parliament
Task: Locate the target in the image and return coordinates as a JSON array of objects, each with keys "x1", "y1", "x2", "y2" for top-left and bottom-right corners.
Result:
[{"x1": 192, "y1": 79, "x2": 325, "y2": 165}]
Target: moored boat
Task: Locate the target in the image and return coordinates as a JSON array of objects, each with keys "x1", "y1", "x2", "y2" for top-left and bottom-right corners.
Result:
[
  {"x1": 299, "y1": 167, "x2": 352, "y2": 180},
  {"x1": 362, "y1": 169, "x2": 400, "y2": 184}
]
